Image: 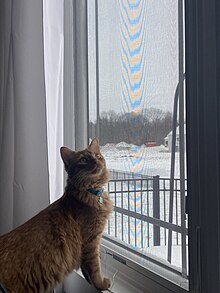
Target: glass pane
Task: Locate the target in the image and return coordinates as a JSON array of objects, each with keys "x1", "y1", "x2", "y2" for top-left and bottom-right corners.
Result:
[{"x1": 88, "y1": 0, "x2": 188, "y2": 288}]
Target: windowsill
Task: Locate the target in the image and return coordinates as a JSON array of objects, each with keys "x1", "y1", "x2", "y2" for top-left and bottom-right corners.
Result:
[
  {"x1": 63, "y1": 239, "x2": 188, "y2": 293},
  {"x1": 100, "y1": 239, "x2": 189, "y2": 293},
  {"x1": 62, "y1": 271, "x2": 101, "y2": 293}
]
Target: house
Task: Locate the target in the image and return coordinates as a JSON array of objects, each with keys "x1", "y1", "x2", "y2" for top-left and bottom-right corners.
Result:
[{"x1": 164, "y1": 124, "x2": 186, "y2": 152}]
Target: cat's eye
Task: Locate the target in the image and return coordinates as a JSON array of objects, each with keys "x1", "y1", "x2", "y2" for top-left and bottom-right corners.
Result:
[
  {"x1": 96, "y1": 154, "x2": 102, "y2": 159},
  {"x1": 79, "y1": 157, "x2": 88, "y2": 163}
]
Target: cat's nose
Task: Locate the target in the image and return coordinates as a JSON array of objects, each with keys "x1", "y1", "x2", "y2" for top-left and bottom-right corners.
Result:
[{"x1": 91, "y1": 158, "x2": 97, "y2": 165}]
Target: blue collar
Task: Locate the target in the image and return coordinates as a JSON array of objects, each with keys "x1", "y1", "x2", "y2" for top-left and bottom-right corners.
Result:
[{"x1": 87, "y1": 188, "x2": 104, "y2": 204}]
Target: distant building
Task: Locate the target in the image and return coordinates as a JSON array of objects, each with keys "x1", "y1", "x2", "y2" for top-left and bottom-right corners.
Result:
[
  {"x1": 145, "y1": 142, "x2": 157, "y2": 147},
  {"x1": 164, "y1": 124, "x2": 186, "y2": 152},
  {"x1": 115, "y1": 142, "x2": 131, "y2": 150}
]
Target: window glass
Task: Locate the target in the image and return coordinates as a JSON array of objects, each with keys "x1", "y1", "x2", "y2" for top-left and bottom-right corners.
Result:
[{"x1": 88, "y1": 0, "x2": 187, "y2": 287}]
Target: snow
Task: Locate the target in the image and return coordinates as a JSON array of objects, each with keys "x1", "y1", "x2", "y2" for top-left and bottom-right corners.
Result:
[
  {"x1": 101, "y1": 142, "x2": 188, "y2": 274},
  {"x1": 101, "y1": 144, "x2": 185, "y2": 178}
]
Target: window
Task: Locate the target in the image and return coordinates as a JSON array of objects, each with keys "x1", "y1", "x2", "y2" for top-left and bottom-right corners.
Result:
[
  {"x1": 64, "y1": 0, "x2": 220, "y2": 292},
  {"x1": 87, "y1": 0, "x2": 188, "y2": 291}
]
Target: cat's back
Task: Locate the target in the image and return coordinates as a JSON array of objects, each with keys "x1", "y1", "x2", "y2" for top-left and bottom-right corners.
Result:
[
  {"x1": 0, "y1": 195, "x2": 83, "y2": 255},
  {"x1": 0, "y1": 197, "x2": 74, "y2": 249},
  {"x1": 0, "y1": 196, "x2": 82, "y2": 293}
]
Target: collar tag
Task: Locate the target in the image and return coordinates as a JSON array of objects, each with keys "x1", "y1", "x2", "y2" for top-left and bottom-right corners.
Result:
[{"x1": 98, "y1": 196, "x2": 104, "y2": 204}]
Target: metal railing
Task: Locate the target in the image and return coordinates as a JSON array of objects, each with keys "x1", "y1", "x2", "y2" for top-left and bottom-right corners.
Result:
[{"x1": 104, "y1": 171, "x2": 188, "y2": 277}]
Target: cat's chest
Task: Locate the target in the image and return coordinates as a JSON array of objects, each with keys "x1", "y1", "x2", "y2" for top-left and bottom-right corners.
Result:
[
  {"x1": 79, "y1": 207, "x2": 108, "y2": 234},
  {"x1": 84, "y1": 208, "x2": 106, "y2": 224}
]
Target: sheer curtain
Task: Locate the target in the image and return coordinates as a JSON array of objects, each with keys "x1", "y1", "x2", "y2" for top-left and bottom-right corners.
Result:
[
  {"x1": 43, "y1": 0, "x2": 64, "y2": 203},
  {"x1": 0, "y1": 0, "x2": 64, "y2": 234}
]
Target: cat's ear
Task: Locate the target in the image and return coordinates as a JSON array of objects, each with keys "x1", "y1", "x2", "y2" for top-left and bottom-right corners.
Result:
[
  {"x1": 88, "y1": 138, "x2": 100, "y2": 153},
  {"x1": 60, "y1": 147, "x2": 75, "y2": 167}
]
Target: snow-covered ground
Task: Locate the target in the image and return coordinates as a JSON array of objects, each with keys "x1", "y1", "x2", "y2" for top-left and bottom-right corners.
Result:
[
  {"x1": 102, "y1": 143, "x2": 186, "y2": 178},
  {"x1": 101, "y1": 143, "x2": 188, "y2": 275}
]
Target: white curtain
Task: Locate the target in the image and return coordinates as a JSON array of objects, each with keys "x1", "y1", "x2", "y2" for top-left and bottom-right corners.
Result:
[
  {"x1": 43, "y1": 0, "x2": 64, "y2": 203},
  {"x1": 0, "y1": 0, "x2": 64, "y2": 234}
]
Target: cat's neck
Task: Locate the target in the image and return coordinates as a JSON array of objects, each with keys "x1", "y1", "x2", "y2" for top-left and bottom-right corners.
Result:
[{"x1": 64, "y1": 185, "x2": 106, "y2": 209}]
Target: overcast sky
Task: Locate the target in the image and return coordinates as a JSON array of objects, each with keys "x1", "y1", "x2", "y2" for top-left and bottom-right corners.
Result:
[{"x1": 88, "y1": 0, "x2": 181, "y2": 121}]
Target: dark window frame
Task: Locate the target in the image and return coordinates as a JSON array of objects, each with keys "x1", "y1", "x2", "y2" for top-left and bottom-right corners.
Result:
[{"x1": 186, "y1": 0, "x2": 220, "y2": 292}]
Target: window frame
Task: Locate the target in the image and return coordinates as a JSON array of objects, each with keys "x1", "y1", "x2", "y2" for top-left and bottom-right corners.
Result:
[
  {"x1": 186, "y1": 0, "x2": 220, "y2": 292},
  {"x1": 63, "y1": 0, "x2": 220, "y2": 292}
]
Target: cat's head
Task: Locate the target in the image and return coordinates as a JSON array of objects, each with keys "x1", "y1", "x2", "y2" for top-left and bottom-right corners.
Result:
[{"x1": 60, "y1": 138, "x2": 109, "y2": 190}]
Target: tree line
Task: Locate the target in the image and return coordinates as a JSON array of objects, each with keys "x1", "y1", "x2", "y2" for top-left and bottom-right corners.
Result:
[{"x1": 89, "y1": 108, "x2": 173, "y2": 146}]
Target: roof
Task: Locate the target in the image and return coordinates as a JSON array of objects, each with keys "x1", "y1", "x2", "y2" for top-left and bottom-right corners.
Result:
[{"x1": 166, "y1": 124, "x2": 186, "y2": 137}]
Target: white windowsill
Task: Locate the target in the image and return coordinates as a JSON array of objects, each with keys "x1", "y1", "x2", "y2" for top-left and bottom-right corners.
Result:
[{"x1": 100, "y1": 239, "x2": 189, "y2": 293}]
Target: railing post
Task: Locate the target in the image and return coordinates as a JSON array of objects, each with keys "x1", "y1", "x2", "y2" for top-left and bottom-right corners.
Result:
[{"x1": 153, "y1": 175, "x2": 160, "y2": 246}]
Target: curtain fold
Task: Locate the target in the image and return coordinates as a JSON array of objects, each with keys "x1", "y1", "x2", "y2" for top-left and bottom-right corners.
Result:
[
  {"x1": 0, "y1": 1, "x2": 15, "y2": 232},
  {"x1": 0, "y1": 0, "x2": 63, "y2": 234},
  {"x1": 43, "y1": 0, "x2": 64, "y2": 203}
]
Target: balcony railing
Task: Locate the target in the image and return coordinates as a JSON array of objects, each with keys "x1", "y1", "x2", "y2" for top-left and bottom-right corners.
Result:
[{"x1": 104, "y1": 170, "x2": 188, "y2": 278}]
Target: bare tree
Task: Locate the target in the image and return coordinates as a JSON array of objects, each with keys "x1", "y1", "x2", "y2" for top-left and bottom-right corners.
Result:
[{"x1": 89, "y1": 108, "x2": 173, "y2": 146}]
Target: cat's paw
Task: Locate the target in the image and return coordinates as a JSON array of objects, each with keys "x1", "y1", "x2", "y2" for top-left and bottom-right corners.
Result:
[{"x1": 96, "y1": 277, "x2": 111, "y2": 290}]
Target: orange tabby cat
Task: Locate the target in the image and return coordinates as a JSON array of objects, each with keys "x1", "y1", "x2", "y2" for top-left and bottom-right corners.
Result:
[{"x1": 0, "y1": 138, "x2": 112, "y2": 293}]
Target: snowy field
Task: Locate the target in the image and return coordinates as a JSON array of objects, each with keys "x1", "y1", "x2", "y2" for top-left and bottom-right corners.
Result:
[
  {"x1": 101, "y1": 143, "x2": 188, "y2": 275},
  {"x1": 101, "y1": 143, "x2": 185, "y2": 179}
]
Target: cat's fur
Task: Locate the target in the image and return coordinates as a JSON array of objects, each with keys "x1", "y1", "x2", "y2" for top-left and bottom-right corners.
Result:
[{"x1": 0, "y1": 138, "x2": 112, "y2": 293}]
